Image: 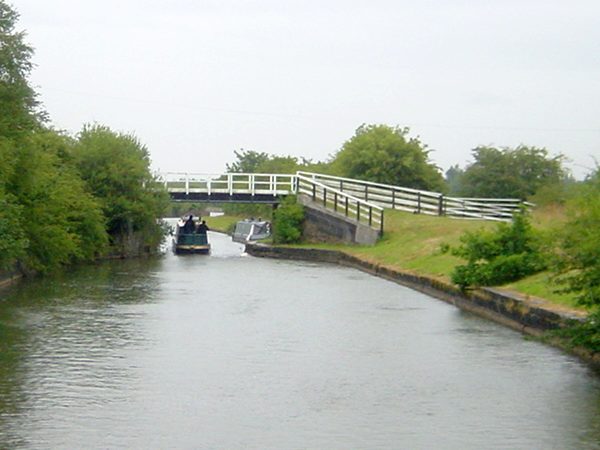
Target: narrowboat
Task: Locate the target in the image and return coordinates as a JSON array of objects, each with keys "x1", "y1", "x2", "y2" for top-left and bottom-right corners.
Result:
[
  {"x1": 173, "y1": 222, "x2": 211, "y2": 254},
  {"x1": 232, "y1": 219, "x2": 271, "y2": 243}
]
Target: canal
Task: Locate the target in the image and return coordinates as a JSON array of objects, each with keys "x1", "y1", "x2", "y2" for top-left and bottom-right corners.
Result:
[{"x1": 1, "y1": 232, "x2": 599, "y2": 449}]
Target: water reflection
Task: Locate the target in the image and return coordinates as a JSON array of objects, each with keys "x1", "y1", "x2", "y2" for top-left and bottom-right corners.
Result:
[{"x1": 1, "y1": 232, "x2": 599, "y2": 449}]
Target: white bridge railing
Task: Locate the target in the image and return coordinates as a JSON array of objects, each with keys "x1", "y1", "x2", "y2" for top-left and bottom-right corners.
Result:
[
  {"x1": 161, "y1": 172, "x2": 296, "y2": 196},
  {"x1": 296, "y1": 173, "x2": 384, "y2": 235},
  {"x1": 297, "y1": 171, "x2": 529, "y2": 222},
  {"x1": 160, "y1": 171, "x2": 530, "y2": 235}
]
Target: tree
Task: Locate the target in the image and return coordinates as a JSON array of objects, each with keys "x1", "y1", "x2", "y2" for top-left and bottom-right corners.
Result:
[
  {"x1": 445, "y1": 164, "x2": 465, "y2": 196},
  {"x1": 457, "y1": 145, "x2": 566, "y2": 199},
  {"x1": 255, "y1": 155, "x2": 302, "y2": 174},
  {"x1": 5, "y1": 130, "x2": 108, "y2": 272},
  {"x1": 72, "y1": 124, "x2": 169, "y2": 252},
  {"x1": 0, "y1": 1, "x2": 45, "y2": 138},
  {"x1": 0, "y1": 188, "x2": 27, "y2": 270},
  {"x1": 226, "y1": 149, "x2": 270, "y2": 173},
  {"x1": 554, "y1": 168, "x2": 600, "y2": 306},
  {"x1": 330, "y1": 124, "x2": 445, "y2": 191}
]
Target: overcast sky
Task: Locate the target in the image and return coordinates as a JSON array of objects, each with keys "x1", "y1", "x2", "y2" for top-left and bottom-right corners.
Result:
[{"x1": 14, "y1": 0, "x2": 600, "y2": 178}]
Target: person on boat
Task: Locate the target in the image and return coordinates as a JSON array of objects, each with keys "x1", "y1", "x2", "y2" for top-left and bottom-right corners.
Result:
[
  {"x1": 196, "y1": 220, "x2": 209, "y2": 235},
  {"x1": 182, "y1": 215, "x2": 196, "y2": 234}
]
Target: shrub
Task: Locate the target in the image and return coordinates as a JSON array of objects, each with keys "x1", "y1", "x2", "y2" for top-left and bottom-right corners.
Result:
[
  {"x1": 548, "y1": 310, "x2": 600, "y2": 354},
  {"x1": 447, "y1": 210, "x2": 547, "y2": 288},
  {"x1": 272, "y1": 196, "x2": 304, "y2": 244},
  {"x1": 73, "y1": 124, "x2": 169, "y2": 252},
  {"x1": 553, "y1": 170, "x2": 600, "y2": 307}
]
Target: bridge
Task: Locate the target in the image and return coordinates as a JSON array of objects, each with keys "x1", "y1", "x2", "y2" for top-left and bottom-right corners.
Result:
[{"x1": 161, "y1": 171, "x2": 529, "y2": 240}]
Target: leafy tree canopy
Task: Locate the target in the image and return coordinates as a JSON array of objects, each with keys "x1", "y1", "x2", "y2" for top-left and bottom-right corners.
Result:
[
  {"x1": 226, "y1": 149, "x2": 270, "y2": 173},
  {"x1": 456, "y1": 145, "x2": 566, "y2": 199},
  {"x1": 554, "y1": 168, "x2": 600, "y2": 306},
  {"x1": 72, "y1": 124, "x2": 169, "y2": 245},
  {"x1": 226, "y1": 148, "x2": 327, "y2": 174},
  {"x1": 0, "y1": 0, "x2": 45, "y2": 138},
  {"x1": 5, "y1": 130, "x2": 108, "y2": 272},
  {"x1": 445, "y1": 164, "x2": 465, "y2": 196},
  {"x1": 0, "y1": 187, "x2": 27, "y2": 270},
  {"x1": 329, "y1": 124, "x2": 445, "y2": 191}
]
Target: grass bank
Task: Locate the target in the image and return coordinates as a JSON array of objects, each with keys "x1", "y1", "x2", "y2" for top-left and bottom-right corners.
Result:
[
  {"x1": 294, "y1": 208, "x2": 584, "y2": 312},
  {"x1": 207, "y1": 208, "x2": 582, "y2": 312},
  {"x1": 206, "y1": 215, "x2": 243, "y2": 234}
]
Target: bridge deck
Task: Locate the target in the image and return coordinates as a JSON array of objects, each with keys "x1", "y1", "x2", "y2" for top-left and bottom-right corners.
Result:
[{"x1": 169, "y1": 191, "x2": 285, "y2": 203}]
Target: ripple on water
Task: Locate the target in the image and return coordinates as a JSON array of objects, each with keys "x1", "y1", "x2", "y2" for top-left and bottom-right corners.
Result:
[{"x1": 1, "y1": 233, "x2": 600, "y2": 449}]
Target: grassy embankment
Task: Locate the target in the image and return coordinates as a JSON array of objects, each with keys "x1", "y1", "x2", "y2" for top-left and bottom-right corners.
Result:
[
  {"x1": 205, "y1": 206, "x2": 582, "y2": 312},
  {"x1": 298, "y1": 206, "x2": 583, "y2": 312},
  {"x1": 206, "y1": 215, "x2": 244, "y2": 234}
]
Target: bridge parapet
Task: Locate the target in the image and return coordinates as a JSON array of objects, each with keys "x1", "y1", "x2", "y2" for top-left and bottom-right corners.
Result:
[
  {"x1": 296, "y1": 173, "x2": 384, "y2": 236},
  {"x1": 161, "y1": 172, "x2": 296, "y2": 202},
  {"x1": 297, "y1": 171, "x2": 531, "y2": 222}
]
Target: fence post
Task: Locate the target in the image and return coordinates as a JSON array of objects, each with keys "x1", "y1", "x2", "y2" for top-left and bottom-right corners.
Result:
[
  {"x1": 365, "y1": 185, "x2": 368, "y2": 201},
  {"x1": 312, "y1": 183, "x2": 316, "y2": 201},
  {"x1": 392, "y1": 189, "x2": 396, "y2": 209},
  {"x1": 417, "y1": 192, "x2": 421, "y2": 214},
  {"x1": 438, "y1": 194, "x2": 444, "y2": 216},
  {"x1": 380, "y1": 209, "x2": 384, "y2": 236},
  {"x1": 357, "y1": 202, "x2": 361, "y2": 222},
  {"x1": 334, "y1": 192, "x2": 338, "y2": 212},
  {"x1": 345, "y1": 197, "x2": 349, "y2": 217},
  {"x1": 323, "y1": 188, "x2": 327, "y2": 207},
  {"x1": 369, "y1": 206, "x2": 372, "y2": 226},
  {"x1": 340, "y1": 180, "x2": 343, "y2": 191}
]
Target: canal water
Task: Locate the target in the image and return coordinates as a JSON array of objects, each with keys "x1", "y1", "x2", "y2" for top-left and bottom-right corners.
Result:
[{"x1": 1, "y1": 232, "x2": 599, "y2": 449}]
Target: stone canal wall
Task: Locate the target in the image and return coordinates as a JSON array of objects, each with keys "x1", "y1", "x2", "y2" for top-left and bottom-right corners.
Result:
[
  {"x1": 245, "y1": 244, "x2": 587, "y2": 337},
  {"x1": 298, "y1": 196, "x2": 380, "y2": 245}
]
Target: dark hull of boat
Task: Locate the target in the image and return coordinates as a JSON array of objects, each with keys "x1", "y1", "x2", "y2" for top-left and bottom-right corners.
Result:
[
  {"x1": 172, "y1": 232, "x2": 210, "y2": 255},
  {"x1": 174, "y1": 244, "x2": 211, "y2": 255}
]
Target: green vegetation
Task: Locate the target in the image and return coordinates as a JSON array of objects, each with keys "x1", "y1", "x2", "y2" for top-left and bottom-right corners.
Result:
[
  {"x1": 0, "y1": 1, "x2": 167, "y2": 273},
  {"x1": 447, "y1": 145, "x2": 567, "y2": 199},
  {"x1": 5, "y1": 130, "x2": 109, "y2": 272},
  {"x1": 289, "y1": 177, "x2": 600, "y2": 354},
  {"x1": 272, "y1": 196, "x2": 304, "y2": 244},
  {"x1": 226, "y1": 149, "x2": 327, "y2": 174},
  {"x1": 204, "y1": 215, "x2": 243, "y2": 234},
  {"x1": 291, "y1": 209, "x2": 581, "y2": 308},
  {"x1": 444, "y1": 211, "x2": 547, "y2": 289},
  {"x1": 549, "y1": 310, "x2": 600, "y2": 354},
  {"x1": 3, "y1": 0, "x2": 598, "y2": 356},
  {"x1": 553, "y1": 170, "x2": 600, "y2": 307},
  {"x1": 72, "y1": 125, "x2": 169, "y2": 255},
  {"x1": 330, "y1": 124, "x2": 445, "y2": 191}
]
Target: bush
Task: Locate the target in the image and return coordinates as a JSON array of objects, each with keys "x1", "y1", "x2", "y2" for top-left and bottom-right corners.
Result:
[
  {"x1": 4, "y1": 130, "x2": 109, "y2": 272},
  {"x1": 272, "y1": 196, "x2": 304, "y2": 244},
  {"x1": 447, "y1": 210, "x2": 547, "y2": 288},
  {"x1": 0, "y1": 192, "x2": 28, "y2": 269},
  {"x1": 548, "y1": 310, "x2": 600, "y2": 353},
  {"x1": 553, "y1": 170, "x2": 600, "y2": 307},
  {"x1": 73, "y1": 124, "x2": 169, "y2": 252}
]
